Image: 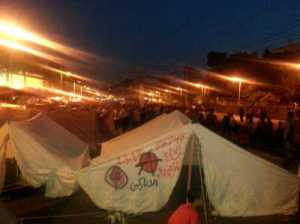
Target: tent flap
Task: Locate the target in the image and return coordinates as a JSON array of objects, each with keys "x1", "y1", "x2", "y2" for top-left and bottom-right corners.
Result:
[{"x1": 45, "y1": 169, "x2": 78, "y2": 198}]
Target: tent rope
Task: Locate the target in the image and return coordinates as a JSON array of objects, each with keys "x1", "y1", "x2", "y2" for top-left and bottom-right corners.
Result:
[{"x1": 1, "y1": 183, "x2": 29, "y2": 193}]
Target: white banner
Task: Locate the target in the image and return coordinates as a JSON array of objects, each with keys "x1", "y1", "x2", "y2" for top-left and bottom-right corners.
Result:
[{"x1": 77, "y1": 127, "x2": 193, "y2": 214}]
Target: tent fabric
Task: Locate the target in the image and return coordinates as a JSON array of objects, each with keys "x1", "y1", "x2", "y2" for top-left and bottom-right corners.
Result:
[
  {"x1": 0, "y1": 113, "x2": 90, "y2": 197},
  {"x1": 95, "y1": 110, "x2": 191, "y2": 163},
  {"x1": 11, "y1": 114, "x2": 89, "y2": 170},
  {"x1": 77, "y1": 124, "x2": 194, "y2": 214},
  {"x1": 78, "y1": 115, "x2": 300, "y2": 217},
  {"x1": 193, "y1": 124, "x2": 300, "y2": 217}
]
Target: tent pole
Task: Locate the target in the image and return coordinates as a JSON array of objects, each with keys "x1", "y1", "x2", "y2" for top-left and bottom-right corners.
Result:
[
  {"x1": 196, "y1": 143, "x2": 209, "y2": 224},
  {"x1": 93, "y1": 108, "x2": 97, "y2": 146},
  {"x1": 186, "y1": 136, "x2": 194, "y2": 196}
]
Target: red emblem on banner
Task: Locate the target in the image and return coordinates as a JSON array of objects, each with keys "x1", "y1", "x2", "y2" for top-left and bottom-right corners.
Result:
[
  {"x1": 105, "y1": 166, "x2": 128, "y2": 189},
  {"x1": 136, "y1": 151, "x2": 162, "y2": 175}
]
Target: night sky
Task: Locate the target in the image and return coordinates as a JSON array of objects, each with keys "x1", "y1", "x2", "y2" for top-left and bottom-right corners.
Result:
[{"x1": 1, "y1": 0, "x2": 300, "y2": 82}]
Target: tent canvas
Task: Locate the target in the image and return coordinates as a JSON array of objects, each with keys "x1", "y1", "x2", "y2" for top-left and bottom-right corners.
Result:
[
  {"x1": 0, "y1": 113, "x2": 90, "y2": 197},
  {"x1": 193, "y1": 124, "x2": 300, "y2": 217},
  {"x1": 94, "y1": 110, "x2": 191, "y2": 163},
  {"x1": 77, "y1": 121, "x2": 300, "y2": 217}
]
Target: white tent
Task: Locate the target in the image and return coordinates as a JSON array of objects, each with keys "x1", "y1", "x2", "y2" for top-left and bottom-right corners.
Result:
[
  {"x1": 0, "y1": 113, "x2": 90, "y2": 198},
  {"x1": 77, "y1": 115, "x2": 300, "y2": 217},
  {"x1": 94, "y1": 110, "x2": 191, "y2": 163},
  {"x1": 193, "y1": 124, "x2": 300, "y2": 217}
]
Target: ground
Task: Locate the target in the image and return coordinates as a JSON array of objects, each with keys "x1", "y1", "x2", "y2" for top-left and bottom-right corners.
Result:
[{"x1": 4, "y1": 165, "x2": 299, "y2": 224}]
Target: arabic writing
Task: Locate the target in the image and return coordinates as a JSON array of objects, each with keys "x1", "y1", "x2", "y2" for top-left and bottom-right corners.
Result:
[
  {"x1": 116, "y1": 133, "x2": 186, "y2": 166},
  {"x1": 129, "y1": 176, "x2": 158, "y2": 192}
]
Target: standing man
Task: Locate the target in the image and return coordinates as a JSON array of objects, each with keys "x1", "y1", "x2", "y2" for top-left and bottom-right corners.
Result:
[{"x1": 239, "y1": 107, "x2": 245, "y2": 123}]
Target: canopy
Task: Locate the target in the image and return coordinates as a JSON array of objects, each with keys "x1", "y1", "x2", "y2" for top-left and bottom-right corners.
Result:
[
  {"x1": 77, "y1": 121, "x2": 300, "y2": 216},
  {"x1": 0, "y1": 113, "x2": 90, "y2": 197}
]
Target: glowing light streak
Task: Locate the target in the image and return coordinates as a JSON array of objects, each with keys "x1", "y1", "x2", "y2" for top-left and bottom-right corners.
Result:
[
  {"x1": 25, "y1": 77, "x2": 43, "y2": 88},
  {"x1": 237, "y1": 57, "x2": 300, "y2": 71},
  {"x1": 0, "y1": 72, "x2": 43, "y2": 89},
  {"x1": 39, "y1": 86, "x2": 118, "y2": 102},
  {"x1": 0, "y1": 74, "x2": 6, "y2": 86},
  {"x1": 225, "y1": 76, "x2": 245, "y2": 83},
  {"x1": 50, "y1": 96, "x2": 63, "y2": 102},
  {"x1": 40, "y1": 86, "x2": 87, "y2": 99},
  {"x1": 0, "y1": 102, "x2": 26, "y2": 110},
  {"x1": 9, "y1": 74, "x2": 24, "y2": 89},
  {"x1": 0, "y1": 38, "x2": 54, "y2": 60},
  {"x1": 0, "y1": 20, "x2": 98, "y2": 61},
  {"x1": 38, "y1": 65, "x2": 97, "y2": 83}
]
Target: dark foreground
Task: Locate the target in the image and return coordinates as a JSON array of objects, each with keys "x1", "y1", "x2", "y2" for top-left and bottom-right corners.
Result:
[{"x1": 2, "y1": 165, "x2": 299, "y2": 224}]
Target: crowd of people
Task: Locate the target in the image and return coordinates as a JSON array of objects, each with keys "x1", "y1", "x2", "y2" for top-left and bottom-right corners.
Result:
[{"x1": 95, "y1": 102, "x2": 299, "y2": 167}]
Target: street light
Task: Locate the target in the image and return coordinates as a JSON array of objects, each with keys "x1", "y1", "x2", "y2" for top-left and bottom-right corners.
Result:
[
  {"x1": 60, "y1": 72, "x2": 63, "y2": 89},
  {"x1": 176, "y1": 87, "x2": 183, "y2": 96},
  {"x1": 230, "y1": 76, "x2": 244, "y2": 105},
  {"x1": 195, "y1": 83, "x2": 205, "y2": 97},
  {"x1": 73, "y1": 80, "x2": 76, "y2": 94}
]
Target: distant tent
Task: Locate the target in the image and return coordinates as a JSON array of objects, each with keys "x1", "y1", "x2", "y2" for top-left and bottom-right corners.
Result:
[
  {"x1": 94, "y1": 110, "x2": 191, "y2": 163},
  {"x1": 0, "y1": 113, "x2": 90, "y2": 198},
  {"x1": 77, "y1": 113, "x2": 300, "y2": 217}
]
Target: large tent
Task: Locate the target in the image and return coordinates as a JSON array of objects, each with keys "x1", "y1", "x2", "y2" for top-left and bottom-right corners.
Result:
[
  {"x1": 77, "y1": 111, "x2": 300, "y2": 217},
  {"x1": 0, "y1": 113, "x2": 90, "y2": 198}
]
